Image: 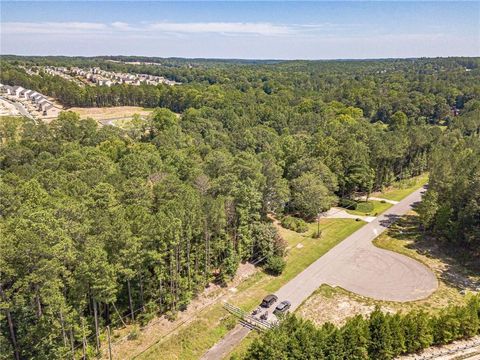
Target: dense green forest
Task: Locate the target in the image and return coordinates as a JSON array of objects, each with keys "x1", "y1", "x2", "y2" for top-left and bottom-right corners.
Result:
[
  {"x1": 245, "y1": 296, "x2": 480, "y2": 360},
  {"x1": 0, "y1": 57, "x2": 479, "y2": 359},
  {"x1": 417, "y1": 101, "x2": 480, "y2": 251}
]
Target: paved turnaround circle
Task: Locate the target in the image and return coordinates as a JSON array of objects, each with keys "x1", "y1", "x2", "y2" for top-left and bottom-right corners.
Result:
[{"x1": 201, "y1": 186, "x2": 438, "y2": 360}]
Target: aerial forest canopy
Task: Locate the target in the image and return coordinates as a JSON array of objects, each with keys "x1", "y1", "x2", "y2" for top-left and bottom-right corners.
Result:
[{"x1": 0, "y1": 57, "x2": 479, "y2": 359}]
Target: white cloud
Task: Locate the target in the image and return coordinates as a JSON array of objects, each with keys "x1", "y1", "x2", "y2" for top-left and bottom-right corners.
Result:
[
  {"x1": 1, "y1": 21, "x2": 292, "y2": 36},
  {"x1": 110, "y1": 22, "x2": 131, "y2": 30},
  {"x1": 1, "y1": 22, "x2": 108, "y2": 34},
  {"x1": 148, "y1": 22, "x2": 291, "y2": 35}
]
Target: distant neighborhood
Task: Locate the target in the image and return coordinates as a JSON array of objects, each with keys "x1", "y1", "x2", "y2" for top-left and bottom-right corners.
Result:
[
  {"x1": 26, "y1": 66, "x2": 180, "y2": 87},
  {"x1": 0, "y1": 84, "x2": 62, "y2": 118}
]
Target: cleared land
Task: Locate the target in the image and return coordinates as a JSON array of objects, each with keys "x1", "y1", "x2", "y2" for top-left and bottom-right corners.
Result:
[
  {"x1": 69, "y1": 106, "x2": 153, "y2": 121},
  {"x1": 273, "y1": 187, "x2": 437, "y2": 307},
  {"x1": 0, "y1": 98, "x2": 20, "y2": 116}
]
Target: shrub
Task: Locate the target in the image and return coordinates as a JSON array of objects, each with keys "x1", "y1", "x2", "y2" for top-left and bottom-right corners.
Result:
[
  {"x1": 356, "y1": 202, "x2": 374, "y2": 213},
  {"x1": 127, "y1": 325, "x2": 140, "y2": 340},
  {"x1": 264, "y1": 255, "x2": 287, "y2": 275},
  {"x1": 137, "y1": 301, "x2": 157, "y2": 326},
  {"x1": 339, "y1": 198, "x2": 358, "y2": 210},
  {"x1": 251, "y1": 222, "x2": 287, "y2": 259},
  {"x1": 221, "y1": 315, "x2": 237, "y2": 331},
  {"x1": 281, "y1": 216, "x2": 308, "y2": 233}
]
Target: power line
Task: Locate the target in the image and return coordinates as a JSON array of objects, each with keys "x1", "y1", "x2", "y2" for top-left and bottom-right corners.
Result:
[
  {"x1": 49, "y1": 202, "x2": 360, "y2": 358},
  {"x1": 64, "y1": 203, "x2": 367, "y2": 359},
  {"x1": 104, "y1": 208, "x2": 364, "y2": 359}
]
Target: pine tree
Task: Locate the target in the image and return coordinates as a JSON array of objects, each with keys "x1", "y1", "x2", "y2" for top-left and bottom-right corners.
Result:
[
  {"x1": 368, "y1": 307, "x2": 393, "y2": 360},
  {"x1": 342, "y1": 315, "x2": 369, "y2": 360},
  {"x1": 322, "y1": 322, "x2": 345, "y2": 360},
  {"x1": 389, "y1": 313, "x2": 406, "y2": 356}
]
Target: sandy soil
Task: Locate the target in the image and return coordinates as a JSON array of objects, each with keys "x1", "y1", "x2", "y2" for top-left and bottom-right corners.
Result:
[
  {"x1": 356, "y1": 196, "x2": 400, "y2": 204},
  {"x1": 297, "y1": 286, "x2": 392, "y2": 326},
  {"x1": 69, "y1": 106, "x2": 153, "y2": 121}
]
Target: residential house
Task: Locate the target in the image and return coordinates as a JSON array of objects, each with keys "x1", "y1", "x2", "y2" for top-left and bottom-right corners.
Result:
[
  {"x1": 12, "y1": 86, "x2": 25, "y2": 98},
  {"x1": 17, "y1": 89, "x2": 28, "y2": 98},
  {"x1": 5, "y1": 86, "x2": 15, "y2": 95},
  {"x1": 37, "y1": 98, "x2": 50, "y2": 110},
  {"x1": 32, "y1": 94, "x2": 46, "y2": 104},
  {"x1": 43, "y1": 103, "x2": 61, "y2": 117},
  {"x1": 23, "y1": 90, "x2": 33, "y2": 99},
  {"x1": 28, "y1": 91, "x2": 39, "y2": 100}
]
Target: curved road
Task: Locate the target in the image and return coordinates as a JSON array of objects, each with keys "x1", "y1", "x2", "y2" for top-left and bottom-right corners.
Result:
[{"x1": 202, "y1": 186, "x2": 437, "y2": 360}]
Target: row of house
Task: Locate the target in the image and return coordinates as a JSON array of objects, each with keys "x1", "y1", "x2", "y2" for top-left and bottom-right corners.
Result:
[
  {"x1": 53, "y1": 66, "x2": 179, "y2": 87},
  {"x1": 88, "y1": 67, "x2": 178, "y2": 86},
  {"x1": 44, "y1": 67, "x2": 85, "y2": 87},
  {"x1": 0, "y1": 84, "x2": 61, "y2": 118}
]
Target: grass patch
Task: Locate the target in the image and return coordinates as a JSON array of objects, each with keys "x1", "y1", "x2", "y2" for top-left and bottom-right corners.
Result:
[
  {"x1": 137, "y1": 218, "x2": 364, "y2": 360},
  {"x1": 377, "y1": 173, "x2": 428, "y2": 201},
  {"x1": 226, "y1": 331, "x2": 259, "y2": 360},
  {"x1": 345, "y1": 200, "x2": 392, "y2": 216},
  {"x1": 138, "y1": 303, "x2": 234, "y2": 360}
]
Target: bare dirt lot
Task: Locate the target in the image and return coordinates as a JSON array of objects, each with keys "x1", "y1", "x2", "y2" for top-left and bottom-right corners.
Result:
[{"x1": 69, "y1": 106, "x2": 153, "y2": 121}]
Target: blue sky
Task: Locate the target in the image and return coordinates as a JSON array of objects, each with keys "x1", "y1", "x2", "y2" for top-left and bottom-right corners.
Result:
[{"x1": 1, "y1": 1, "x2": 479, "y2": 59}]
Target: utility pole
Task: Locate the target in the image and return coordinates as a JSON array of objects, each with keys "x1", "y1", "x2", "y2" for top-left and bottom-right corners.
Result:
[{"x1": 317, "y1": 211, "x2": 320, "y2": 237}]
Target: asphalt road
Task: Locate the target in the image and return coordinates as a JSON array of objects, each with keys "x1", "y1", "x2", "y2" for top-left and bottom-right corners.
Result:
[{"x1": 201, "y1": 186, "x2": 437, "y2": 360}]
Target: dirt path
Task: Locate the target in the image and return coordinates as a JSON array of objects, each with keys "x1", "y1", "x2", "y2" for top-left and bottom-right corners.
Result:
[{"x1": 201, "y1": 186, "x2": 437, "y2": 360}]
